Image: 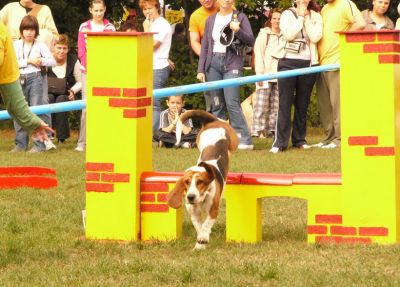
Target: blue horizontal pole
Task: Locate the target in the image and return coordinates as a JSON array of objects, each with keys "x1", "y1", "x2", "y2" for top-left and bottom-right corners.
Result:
[{"x1": 0, "y1": 64, "x2": 339, "y2": 120}]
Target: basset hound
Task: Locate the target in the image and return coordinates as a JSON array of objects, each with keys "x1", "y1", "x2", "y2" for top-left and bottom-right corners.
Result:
[{"x1": 167, "y1": 110, "x2": 238, "y2": 250}]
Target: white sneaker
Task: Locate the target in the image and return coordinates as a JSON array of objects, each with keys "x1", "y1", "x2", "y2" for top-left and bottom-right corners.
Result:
[
  {"x1": 312, "y1": 142, "x2": 324, "y2": 148},
  {"x1": 322, "y1": 142, "x2": 338, "y2": 149},
  {"x1": 44, "y1": 139, "x2": 56, "y2": 151},
  {"x1": 75, "y1": 145, "x2": 84, "y2": 152},
  {"x1": 181, "y1": 142, "x2": 191, "y2": 149},
  {"x1": 269, "y1": 147, "x2": 281, "y2": 154},
  {"x1": 300, "y1": 144, "x2": 312, "y2": 149},
  {"x1": 238, "y1": 144, "x2": 254, "y2": 150}
]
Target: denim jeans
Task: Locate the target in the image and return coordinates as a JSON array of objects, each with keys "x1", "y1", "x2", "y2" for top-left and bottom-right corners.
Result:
[
  {"x1": 14, "y1": 72, "x2": 47, "y2": 150},
  {"x1": 205, "y1": 53, "x2": 251, "y2": 145},
  {"x1": 153, "y1": 66, "x2": 170, "y2": 133}
]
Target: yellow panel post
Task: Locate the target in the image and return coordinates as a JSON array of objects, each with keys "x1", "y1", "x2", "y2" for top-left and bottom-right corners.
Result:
[
  {"x1": 340, "y1": 31, "x2": 400, "y2": 243},
  {"x1": 85, "y1": 32, "x2": 153, "y2": 241}
]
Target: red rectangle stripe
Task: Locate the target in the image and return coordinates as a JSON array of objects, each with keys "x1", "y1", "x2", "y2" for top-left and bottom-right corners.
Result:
[
  {"x1": 86, "y1": 162, "x2": 114, "y2": 172},
  {"x1": 101, "y1": 173, "x2": 130, "y2": 183},
  {"x1": 345, "y1": 33, "x2": 376, "y2": 43},
  {"x1": 141, "y1": 194, "x2": 156, "y2": 202},
  {"x1": 316, "y1": 236, "x2": 343, "y2": 244},
  {"x1": 379, "y1": 54, "x2": 400, "y2": 64},
  {"x1": 378, "y1": 32, "x2": 400, "y2": 42},
  {"x1": 359, "y1": 227, "x2": 388, "y2": 236},
  {"x1": 365, "y1": 147, "x2": 395, "y2": 156},
  {"x1": 363, "y1": 43, "x2": 400, "y2": 53},
  {"x1": 307, "y1": 225, "x2": 327, "y2": 235},
  {"x1": 86, "y1": 183, "x2": 114, "y2": 192},
  {"x1": 141, "y1": 182, "x2": 169, "y2": 192},
  {"x1": 86, "y1": 172, "x2": 101, "y2": 181},
  {"x1": 141, "y1": 204, "x2": 169, "y2": 212},
  {"x1": 331, "y1": 226, "x2": 357, "y2": 236},
  {"x1": 342, "y1": 237, "x2": 372, "y2": 244},
  {"x1": 92, "y1": 87, "x2": 120, "y2": 97},
  {"x1": 123, "y1": 88, "x2": 147, "y2": 97},
  {"x1": 123, "y1": 109, "x2": 147, "y2": 118},
  {"x1": 109, "y1": 98, "x2": 152, "y2": 108},
  {"x1": 157, "y1": 193, "x2": 168, "y2": 203},
  {"x1": 348, "y1": 136, "x2": 378, "y2": 146},
  {"x1": 315, "y1": 214, "x2": 342, "y2": 224}
]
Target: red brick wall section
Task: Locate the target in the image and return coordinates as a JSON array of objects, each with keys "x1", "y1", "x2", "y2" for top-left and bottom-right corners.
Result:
[
  {"x1": 140, "y1": 182, "x2": 169, "y2": 213},
  {"x1": 308, "y1": 214, "x2": 389, "y2": 244},
  {"x1": 86, "y1": 162, "x2": 130, "y2": 193},
  {"x1": 92, "y1": 86, "x2": 150, "y2": 119},
  {"x1": 347, "y1": 136, "x2": 395, "y2": 156}
]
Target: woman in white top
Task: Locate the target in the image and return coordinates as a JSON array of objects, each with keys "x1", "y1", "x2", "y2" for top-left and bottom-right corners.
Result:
[
  {"x1": 140, "y1": 0, "x2": 172, "y2": 133},
  {"x1": 270, "y1": 0, "x2": 322, "y2": 153}
]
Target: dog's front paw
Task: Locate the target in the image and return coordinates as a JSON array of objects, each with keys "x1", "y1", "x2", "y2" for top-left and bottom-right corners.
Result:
[{"x1": 193, "y1": 242, "x2": 207, "y2": 251}]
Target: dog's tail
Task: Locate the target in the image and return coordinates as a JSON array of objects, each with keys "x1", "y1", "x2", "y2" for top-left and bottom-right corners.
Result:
[{"x1": 175, "y1": 110, "x2": 218, "y2": 146}]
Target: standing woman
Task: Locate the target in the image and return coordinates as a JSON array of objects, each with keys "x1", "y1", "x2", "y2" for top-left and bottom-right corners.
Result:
[
  {"x1": 252, "y1": 9, "x2": 282, "y2": 139},
  {"x1": 270, "y1": 0, "x2": 322, "y2": 153},
  {"x1": 361, "y1": 0, "x2": 394, "y2": 30},
  {"x1": 139, "y1": 0, "x2": 172, "y2": 133},
  {"x1": 197, "y1": 0, "x2": 255, "y2": 150},
  {"x1": 76, "y1": 0, "x2": 115, "y2": 152}
]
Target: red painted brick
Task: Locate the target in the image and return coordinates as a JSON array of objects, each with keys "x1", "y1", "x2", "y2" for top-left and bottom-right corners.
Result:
[
  {"x1": 101, "y1": 173, "x2": 130, "y2": 183},
  {"x1": 86, "y1": 162, "x2": 114, "y2": 172},
  {"x1": 109, "y1": 98, "x2": 152, "y2": 108},
  {"x1": 315, "y1": 214, "x2": 342, "y2": 224},
  {"x1": 346, "y1": 33, "x2": 376, "y2": 43},
  {"x1": 342, "y1": 237, "x2": 372, "y2": 244},
  {"x1": 365, "y1": 147, "x2": 395, "y2": 156},
  {"x1": 307, "y1": 225, "x2": 328, "y2": 235},
  {"x1": 141, "y1": 194, "x2": 156, "y2": 202},
  {"x1": 316, "y1": 236, "x2": 343, "y2": 244},
  {"x1": 141, "y1": 182, "x2": 169, "y2": 192},
  {"x1": 379, "y1": 54, "x2": 400, "y2": 64},
  {"x1": 123, "y1": 88, "x2": 147, "y2": 97},
  {"x1": 331, "y1": 226, "x2": 357, "y2": 236},
  {"x1": 86, "y1": 172, "x2": 100, "y2": 181},
  {"x1": 378, "y1": 32, "x2": 400, "y2": 42},
  {"x1": 359, "y1": 227, "x2": 389, "y2": 236},
  {"x1": 157, "y1": 193, "x2": 168, "y2": 202},
  {"x1": 123, "y1": 109, "x2": 147, "y2": 118},
  {"x1": 141, "y1": 204, "x2": 169, "y2": 212},
  {"x1": 348, "y1": 136, "x2": 378, "y2": 146},
  {"x1": 92, "y1": 87, "x2": 120, "y2": 97},
  {"x1": 363, "y1": 43, "x2": 400, "y2": 53},
  {"x1": 86, "y1": 183, "x2": 114, "y2": 192}
]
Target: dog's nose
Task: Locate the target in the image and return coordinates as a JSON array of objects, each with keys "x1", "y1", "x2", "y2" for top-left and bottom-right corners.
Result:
[{"x1": 187, "y1": 194, "x2": 196, "y2": 202}]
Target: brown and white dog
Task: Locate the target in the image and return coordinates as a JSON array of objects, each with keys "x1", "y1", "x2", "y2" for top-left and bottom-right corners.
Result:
[{"x1": 167, "y1": 110, "x2": 238, "y2": 250}]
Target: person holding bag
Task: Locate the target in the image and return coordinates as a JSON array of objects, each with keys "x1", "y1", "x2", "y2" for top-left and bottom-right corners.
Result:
[
  {"x1": 270, "y1": 0, "x2": 322, "y2": 153},
  {"x1": 47, "y1": 34, "x2": 82, "y2": 144},
  {"x1": 197, "y1": 0, "x2": 255, "y2": 150}
]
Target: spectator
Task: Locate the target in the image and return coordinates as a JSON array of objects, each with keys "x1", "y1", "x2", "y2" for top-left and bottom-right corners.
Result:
[
  {"x1": 0, "y1": 22, "x2": 53, "y2": 143},
  {"x1": 361, "y1": 0, "x2": 394, "y2": 30},
  {"x1": 197, "y1": 0, "x2": 255, "y2": 150},
  {"x1": 76, "y1": 0, "x2": 116, "y2": 152},
  {"x1": 315, "y1": 0, "x2": 366, "y2": 149},
  {"x1": 153, "y1": 95, "x2": 197, "y2": 148},
  {"x1": 189, "y1": 0, "x2": 219, "y2": 114},
  {"x1": 0, "y1": 0, "x2": 58, "y2": 48},
  {"x1": 47, "y1": 34, "x2": 82, "y2": 144},
  {"x1": 396, "y1": 3, "x2": 400, "y2": 29},
  {"x1": 12, "y1": 15, "x2": 56, "y2": 153},
  {"x1": 119, "y1": 22, "x2": 137, "y2": 32},
  {"x1": 140, "y1": 0, "x2": 172, "y2": 134},
  {"x1": 270, "y1": 0, "x2": 322, "y2": 153},
  {"x1": 252, "y1": 9, "x2": 282, "y2": 139}
]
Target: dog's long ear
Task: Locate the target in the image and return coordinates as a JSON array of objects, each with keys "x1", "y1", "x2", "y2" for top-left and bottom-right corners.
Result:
[
  {"x1": 167, "y1": 177, "x2": 186, "y2": 209},
  {"x1": 198, "y1": 162, "x2": 217, "y2": 184}
]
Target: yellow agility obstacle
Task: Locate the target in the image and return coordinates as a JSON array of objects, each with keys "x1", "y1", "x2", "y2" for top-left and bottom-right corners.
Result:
[{"x1": 85, "y1": 30, "x2": 400, "y2": 244}]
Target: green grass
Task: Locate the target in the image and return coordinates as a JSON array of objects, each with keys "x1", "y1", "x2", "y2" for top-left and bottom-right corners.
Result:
[{"x1": 0, "y1": 128, "x2": 399, "y2": 287}]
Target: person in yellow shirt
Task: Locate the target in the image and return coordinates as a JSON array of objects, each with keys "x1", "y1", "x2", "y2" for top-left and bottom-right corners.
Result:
[
  {"x1": 0, "y1": 22, "x2": 53, "y2": 145},
  {"x1": 315, "y1": 0, "x2": 365, "y2": 149}
]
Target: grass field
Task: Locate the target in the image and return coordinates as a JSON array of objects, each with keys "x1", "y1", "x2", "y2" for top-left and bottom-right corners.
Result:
[{"x1": 0, "y1": 129, "x2": 399, "y2": 287}]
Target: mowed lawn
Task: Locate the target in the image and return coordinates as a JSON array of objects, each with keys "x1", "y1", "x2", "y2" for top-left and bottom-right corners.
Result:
[{"x1": 0, "y1": 128, "x2": 399, "y2": 287}]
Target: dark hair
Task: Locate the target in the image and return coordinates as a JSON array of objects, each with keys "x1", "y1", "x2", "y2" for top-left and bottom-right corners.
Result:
[
  {"x1": 308, "y1": 1, "x2": 321, "y2": 12},
  {"x1": 369, "y1": 0, "x2": 391, "y2": 14},
  {"x1": 167, "y1": 95, "x2": 184, "y2": 101},
  {"x1": 119, "y1": 22, "x2": 137, "y2": 32},
  {"x1": 139, "y1": 0, "x2": 161, "y2": 14},
  {"x1": 19, "y1": 15, "x2": 39, "y2": 37},
  {"x1": 89, "y1": 0, "x2": 106, "y2": 8},
  {"x1": 265, "y1": 8, "x2": 282, "y2": 28}
]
